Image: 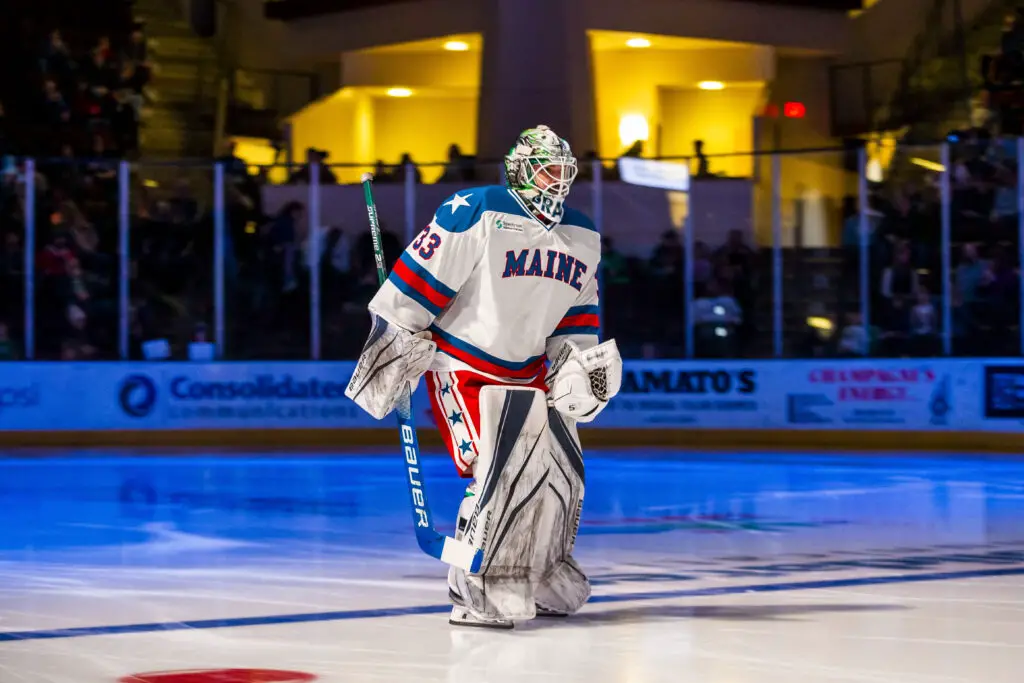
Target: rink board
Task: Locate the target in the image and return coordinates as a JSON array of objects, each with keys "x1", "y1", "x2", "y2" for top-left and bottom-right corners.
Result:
[{"x1": 0, "y1": 359, "x2": 1020, "y2": 450}]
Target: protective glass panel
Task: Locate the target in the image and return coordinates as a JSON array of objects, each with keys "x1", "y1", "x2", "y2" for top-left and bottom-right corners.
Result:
[
  {"x1": 777, "y1": 148, "x2": 858, "y2": 358},
  {"x1": 33, "y1": 155, "x2": 121, "y2": 360},
  {"x1": 214, "y1": 159, "x2": 293, "y2": 359},
  {"x1": 868, "y1": 143, "x2": 945, "y2": 357},
  {"x1": 132, "y1": 162, "x2": 213, "y2": 361},
  {"x1": 949, "y1": 135, "x2": 1020, "y2": 356},
  {"x1": 321, "y1": 163, "x2": 393, "y2": 360},
  {"x1": 596, "y1": 164, "x2": 687, "y2": 358},
  {"x1": 1, "y1": 158, "x2": 28, "y2": 360},
  {"x1": 687, "y1": 151, "x2": 760, "y2": 359}
]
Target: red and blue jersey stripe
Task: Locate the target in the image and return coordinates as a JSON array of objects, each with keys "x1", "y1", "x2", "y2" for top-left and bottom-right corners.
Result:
[
  {"x1": 551, "y1": 304, "x2": 600, "y2": 337},
  {"x1": 387, "y1": 252, "x2": 457, "y2": 316},
  {"x1": 430, "y1": 325, "x2": 547, "y2": 380}
]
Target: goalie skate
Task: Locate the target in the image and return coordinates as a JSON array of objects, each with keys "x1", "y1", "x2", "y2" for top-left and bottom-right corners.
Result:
[
  {"x1": 449, "y1": 590, "x2": 514, "y2": 629},
  {"x1": 449, "y1": 606, "x2": 515, "y2": 630},
  {"x1": 535, "y1": 604, "x2": 569, "y2": 618}
]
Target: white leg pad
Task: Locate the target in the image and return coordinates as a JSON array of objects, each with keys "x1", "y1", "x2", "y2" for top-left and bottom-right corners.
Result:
[
  {"x1": 532, "y1": 409, "x2": 590, "y2": 615},
  {"x1": 535, "y1": 557, "x2": 590, "y2": 614},
  {"x1": 448, "y1": 386, "x2": 551, "y2": 621}
]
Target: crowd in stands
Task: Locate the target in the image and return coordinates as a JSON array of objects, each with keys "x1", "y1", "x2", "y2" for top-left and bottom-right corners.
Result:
[
  {"x1": 0, "y1": 0, "x2": 1022, "y2": 361},
  {"x1": 2, "y1": 139, "x2": 1019, "y2": 360},
  {"x1": 816, "y1": 10, "x2": 1024, "y2": 360},
  {"x1": 588, "y1": 229, "x2": 757, "y2": 359},
  {"x1": 826, "y1": 133, "x2": 1021, "y2": 359},
  {"x1": 0, "y1": 0, "x2": 155, "y2": 359},
  {"x1": 274, "y1": 127, "x2": 1020, "y2": 360},
  {"x1": 981, "y1": 8, "x2": 1024, "y2": 136},
  {"x1": 1, "y1": 4, "x2": 147, "y2": 160}
]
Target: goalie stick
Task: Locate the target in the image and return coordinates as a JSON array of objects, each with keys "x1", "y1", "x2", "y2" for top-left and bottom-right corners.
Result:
[{"x1": 359, "y1": 172, "x2": 484, "y2": 574}]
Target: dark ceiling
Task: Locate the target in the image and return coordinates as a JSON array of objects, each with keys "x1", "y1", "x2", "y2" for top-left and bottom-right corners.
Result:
[{"x1": 264, "y1": 0, "x2": 861, "y2": 22}]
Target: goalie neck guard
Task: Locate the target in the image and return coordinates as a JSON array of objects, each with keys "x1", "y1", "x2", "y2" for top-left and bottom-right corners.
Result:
[{"x1": 504, "y1": 125, "x2": 578, "y2": 228}]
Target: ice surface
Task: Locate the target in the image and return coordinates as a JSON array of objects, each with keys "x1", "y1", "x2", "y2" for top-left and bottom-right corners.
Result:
[{"x1": 1, "y1": 449, "x2": 1023, "y2": 682}]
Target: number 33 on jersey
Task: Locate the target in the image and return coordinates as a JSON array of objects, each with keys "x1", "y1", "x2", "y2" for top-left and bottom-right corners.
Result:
[
  {"x1": 411, "y1": 224, "x2": 442, "y2": 260},
  {"x1": 369, "y1": 185, "x2": 602, "y2": 382}
]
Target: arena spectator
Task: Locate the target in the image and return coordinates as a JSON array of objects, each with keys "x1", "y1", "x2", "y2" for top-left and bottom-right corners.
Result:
[
  {"x1": 84, "y1": 43, "x2": 115, "y2": 102},
  {"x1": 714, "y1": 229, "x2": 757, "y2": 349},
  {"x1": 288, "y1": 148, "x2": 337, "y2": 185},
  {"x1": 650, "y1": 229, "x2": 682, "y2": 280},
  {"x1": 691, "y1": 278, "x2": 742, "y2": 358},
  {"x1": 120, "y1": 25, "x2": 152, "y2": 95},
  {"x1": 267, "y1": 200, "x2": 302, "y2": 294},
  {"x1": 0, "y1": 101, "x2": 8, "y2": 155},
  {"x1": 908, "y1": 287, "x2": 940, "y2": 356},
  {"x1": 39, "y1": 30, "x2": 76, "y2": 94},
  {"x1": 599, "y1": 237, "x2": 629, "y2": 287},
  {"x1": 41, "y1": 78, "x2": 71, "y2": 128},
  {"x1": 954, "y1": 243, "x2": 989, "y2": 304},
  {"x1": 0, "y1": 321, "x2": 20, "y2": 360},
  {"x1": 691, "y1": 240, "x2": 713, "y2": 296},
  {"x1": 392, "y1": 153, "x2": 422, "y2": 184},
  {"x1": 436, "y1": 144, "x2": 474, "y2": 184},
  {"x1": 836, "y1": 311, "x2": 877, "y2": 357},
  {"x1": 983, "y1": 244, "x2": 1022, "y2": 352},
  {"x1": 879, "y1": 241, "x2": 920, "y2": 330}
]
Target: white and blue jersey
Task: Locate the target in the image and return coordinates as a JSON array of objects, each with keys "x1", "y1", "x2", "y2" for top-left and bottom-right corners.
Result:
[{"x1": 369, "y1": 185, "x2": 601, "y2": 382}]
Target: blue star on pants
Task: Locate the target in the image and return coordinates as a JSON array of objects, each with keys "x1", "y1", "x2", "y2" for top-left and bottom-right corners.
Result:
[
  {"x1": 448, "y1": 410, "x2": 464, "y2": 425},
  {"x1": 458, "y1": 440, "x2": 473, "y2": 455},
  {"x1": 440, "y1": 383, "x2": 452, "y2": 396}
]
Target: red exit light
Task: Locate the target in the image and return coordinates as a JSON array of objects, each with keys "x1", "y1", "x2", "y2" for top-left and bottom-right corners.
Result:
[{"x1": 784, "y1": 101, "x2": 806, "y2": 118}]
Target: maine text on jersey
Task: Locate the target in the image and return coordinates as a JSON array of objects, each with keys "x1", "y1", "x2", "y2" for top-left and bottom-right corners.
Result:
[{"x1": 501, "y1": 249, "x2": 589, "y2": 291}]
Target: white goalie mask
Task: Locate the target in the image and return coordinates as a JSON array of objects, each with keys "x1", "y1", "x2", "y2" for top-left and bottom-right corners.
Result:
[{"x1": 504, "y1": 125, "x2": 578, "y2": 226}]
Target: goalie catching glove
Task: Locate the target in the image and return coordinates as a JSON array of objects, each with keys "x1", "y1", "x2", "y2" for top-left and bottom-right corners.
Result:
[
  {"x1": 545, "y1": 339, "x2": 622, "y2": 423},
  {"x1": 345, "y1": 314, "x2": 437, "y2": 420}
]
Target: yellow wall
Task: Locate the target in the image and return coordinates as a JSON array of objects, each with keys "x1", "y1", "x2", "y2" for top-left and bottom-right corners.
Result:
[
  {"x1": 287, "y1": 89, "x2": 477, "y2": 183},
  {"x1": 591, "y1": 47, "x2": 772, "y2": 159},
  {"x1": 269, "y1": 0, "x2": 847, "y2": 62},
  {"x1": 352, "y1": 93, "x2": 375, "y2": 177},
  {"x1": 658, "y1": 85, "x2": 763, "y2": 177},
  {"x1": 286, "y1": 44, "x2": 482, "y2": 182},
  {"x1": 293, "y1": 43, "x2": 777, "y2": 172},
  {"x1": 341, "y1": 51, "x2": 481, "y2": 89},
  {"x1": 288, "y1": 44, "x2": 842, "y2": 208},
  {"x1": 288, "y1": 91, "x2": 357, "y2": 175},
  {"x1": 372, "y1": 96, "x2": 478, "y2": 182}
]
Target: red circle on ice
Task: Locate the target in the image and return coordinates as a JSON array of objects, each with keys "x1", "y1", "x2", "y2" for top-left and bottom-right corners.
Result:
[{"x1": 119, "y1": 670, "x2": 317, "y2": 683}]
